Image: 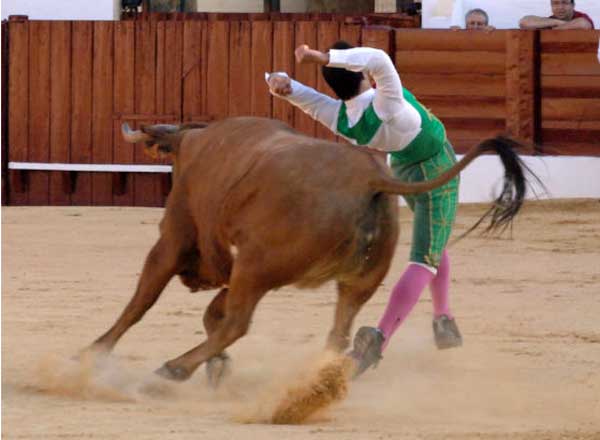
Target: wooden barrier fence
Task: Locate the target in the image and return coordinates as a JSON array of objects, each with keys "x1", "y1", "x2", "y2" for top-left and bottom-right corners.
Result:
[{"x1": 2, "y1": 16, "x2": 599, "y2": 206}]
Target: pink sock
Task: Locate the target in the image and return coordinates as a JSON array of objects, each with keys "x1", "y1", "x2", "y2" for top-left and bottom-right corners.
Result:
[
  {"x1": 430, "y1": 250, "x2": 453, "y2": 319},
  {"x1": 377, "y1": 263, "x2": 435, "y2": 350}
]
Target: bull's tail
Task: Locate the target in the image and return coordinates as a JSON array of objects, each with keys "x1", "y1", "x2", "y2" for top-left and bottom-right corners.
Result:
[{"x1": 369, "y1": 136, "x2": 538, "y2": 236}]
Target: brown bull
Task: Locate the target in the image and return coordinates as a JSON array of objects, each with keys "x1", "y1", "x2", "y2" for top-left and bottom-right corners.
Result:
[{"x1": 91, "y1": 116, "x2": 530, "y2": 384}]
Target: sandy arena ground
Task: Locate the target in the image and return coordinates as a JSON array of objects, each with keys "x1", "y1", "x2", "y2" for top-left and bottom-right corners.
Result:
[{"x1": 2, "y1": 200, "x2": 600, "y2": 439}]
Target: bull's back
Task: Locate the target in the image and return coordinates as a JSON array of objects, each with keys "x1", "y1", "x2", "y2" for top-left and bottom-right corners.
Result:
[{"x1": 173, "y1": 117, "x2": 399, "y2": 287}]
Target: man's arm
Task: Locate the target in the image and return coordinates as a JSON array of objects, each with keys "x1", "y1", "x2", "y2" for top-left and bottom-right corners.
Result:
[
  {"x1": 326, "y1": 47, "x2": 404, "y2": 121},
  {"x1": 265, "y1": 72, "x2": 341, "y2": 133},
  {"x1": 554, "y1": 17, "x2": 593, "y2": 29},
  {"x1": 519, "y1": 15, "x2": 565, "y2": 29}
]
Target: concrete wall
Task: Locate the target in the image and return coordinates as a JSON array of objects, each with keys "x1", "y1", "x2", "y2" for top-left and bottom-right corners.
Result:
[
  {"x1": 281, "y1": 0, "x2": 309, "y2": 12},
  {"x1": 195, "y1": 0, "x2": 262, "y2": 12},
  {"x1": 1, "y1": 0, "x2": 118, "y2": 20},
  {"x1": 455, "y1": 156, "x2": 600, "y2": 203}
]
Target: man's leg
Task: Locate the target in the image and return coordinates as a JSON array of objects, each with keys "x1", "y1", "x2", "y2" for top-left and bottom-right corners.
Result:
[
  {"x1": 350, "y1": 144, "x2": 461, "y2": 375},
  {"x1": 431, "y1": 249, "x2": 451, "y2": 318},
  {"x1": 430, "y1": 250, "x2": 462, "y2": 349}
]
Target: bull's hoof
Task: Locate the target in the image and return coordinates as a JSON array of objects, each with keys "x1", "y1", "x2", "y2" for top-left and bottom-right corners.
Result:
[
  {"x1": 154, "y1": 363, "x2": 192, "y2": 382},
  {"x1": 206, "y1": 352, "x2": 231, "y2": 388}
]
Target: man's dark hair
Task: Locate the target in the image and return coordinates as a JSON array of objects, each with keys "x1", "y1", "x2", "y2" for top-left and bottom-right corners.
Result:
[
  {"x1": 321, "y1": 41, "x2": 364, "y2": 101},
  {"x1": 465, "y1": 8, "x2": 489, "y2": 25}
]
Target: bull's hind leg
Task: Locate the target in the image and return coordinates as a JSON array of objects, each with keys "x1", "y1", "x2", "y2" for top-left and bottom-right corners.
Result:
[
  {"x1": 326, "y1": 273, "x2": 386, "y2": 353},
  {"x1": 91, "y1": 237, "x2": 182, "y2": 352},
  {"x1": 203, "y1": 288, "x2": 233, "y2": 387},
  {"x1": 156, "y1": 265, "x2": 269, "y2": 381}
]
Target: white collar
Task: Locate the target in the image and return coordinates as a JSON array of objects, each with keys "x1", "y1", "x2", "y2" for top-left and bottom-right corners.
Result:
[{"x1": 344, "y1": 88, "x2": 375, "y2": 127}]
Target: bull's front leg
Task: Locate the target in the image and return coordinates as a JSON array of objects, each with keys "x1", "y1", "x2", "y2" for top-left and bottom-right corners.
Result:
[{"x1": 91, "y1": 238, "x2": 179, "y2": 352}]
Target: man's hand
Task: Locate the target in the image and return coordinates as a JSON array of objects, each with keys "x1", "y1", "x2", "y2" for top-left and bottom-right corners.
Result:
[
  {"x1": 267, "y1": 73, "x2": 292, "y2": 96},
  {"x1": 294, "y1": 44, "x2": 329, "y2": 65}
]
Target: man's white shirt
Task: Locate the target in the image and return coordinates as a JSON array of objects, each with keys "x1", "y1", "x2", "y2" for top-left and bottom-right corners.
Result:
[{"x1": 265, "y1": 47, "x2": 422, "y2": 153}]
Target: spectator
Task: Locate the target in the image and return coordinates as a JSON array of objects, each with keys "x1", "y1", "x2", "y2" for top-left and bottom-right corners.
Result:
[
  {"x1": 519, "y1": 0, "x2": 594, "y2": 30},
  {"x1": 464, "y1": 8, "x2": 495, "y2": 30},
  {"x1": 450, "y1": 7, "x2": 495, "y2": 31}
]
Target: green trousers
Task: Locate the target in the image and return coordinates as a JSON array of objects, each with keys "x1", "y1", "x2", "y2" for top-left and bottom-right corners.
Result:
[{"x1": 390, "y1": 141, "x2": 459, "y2": 268}]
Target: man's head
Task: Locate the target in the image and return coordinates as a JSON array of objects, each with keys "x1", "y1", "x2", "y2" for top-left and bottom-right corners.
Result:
[
  {"x1": 551, "y1": 0, "x2": 575, "y2": 21},
  {"x1": 465, "y1": 8, "x2": 489, "y2": 29},
  {"x1": 321, "y1": 41, "x2": 364, "y2": 101}
]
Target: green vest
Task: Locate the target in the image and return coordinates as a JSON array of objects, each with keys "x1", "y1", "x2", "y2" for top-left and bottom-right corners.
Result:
[{"x1": 336, "y1": 88, "x2": 447, "y2": 167}]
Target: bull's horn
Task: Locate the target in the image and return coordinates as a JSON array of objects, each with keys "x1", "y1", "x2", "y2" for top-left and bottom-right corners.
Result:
[{"x1": 121, "y1": 123, "x2": 152, "y2": 143}]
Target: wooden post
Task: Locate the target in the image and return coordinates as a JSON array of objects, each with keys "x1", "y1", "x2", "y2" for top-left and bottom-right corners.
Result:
[
  {"x1": 1, "y1": 20, "x2": 9, "y2": 205},
  {"x1": 505, "y1": 30, "x2": 537, "y2": 153},
  {"x1": 8, "y1": 18, "x2": 29, "y2": 205}
]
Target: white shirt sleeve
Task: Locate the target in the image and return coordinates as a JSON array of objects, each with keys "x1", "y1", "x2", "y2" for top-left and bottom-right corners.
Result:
[
  {"x1": 327, "y1": 48, "x2": 404, "y2": 122},
  {"x1": 265, "y1": 72, "x2": 341, "y2": 134}
]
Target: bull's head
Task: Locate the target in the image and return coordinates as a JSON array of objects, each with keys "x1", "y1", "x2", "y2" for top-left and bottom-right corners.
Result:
[{"x1": 121, "y1": 122, "x2": 208, "y2": 160}]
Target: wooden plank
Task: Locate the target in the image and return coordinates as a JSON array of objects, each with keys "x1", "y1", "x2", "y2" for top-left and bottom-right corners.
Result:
[
  {"x1": 91, "y1": 21, "x2": 114, "y2": 206},
  {"x1": 446, "y1": 138, "x2": 480, "y2": 153},
  {"x1": 70, "y1": 21, "x2": 93, "y2": 205},
  {"x1": 8, "y1": 20, "x2": 29, "y2": 205},
  {"x1": 160, "y1": 20, "x2": 183, "y2": 204},
  {"x1": 541, "y1": 53, "x2": 600, "y2": 76},
  {"x1": 505, "y1": 30, "x2": 535, "y2": 147},
  {"x1": 24, "y1": 23, "x2": 49, "y2": 204},
  {"x1": 28, "y1": 21, "x2": 51, "y2": 205},
  {"x1": 316, "y1": 21, "x2": 339, "y2": 142},
  {"x1": 443, "y1": 117, "x2": 506, "y2": 132},
  {"x1": 206, "y1": 20, "x2": 229, "y2": 120},
  {"x1": 113, "y1": 21, "x2": 135, "y2": 206},
  {"x1": 541, "y1": 128, "x2": 600, "y2": 144},
  {"x1": 163, "y1": 21, "x2": 183, "y2": 119},
  {"x1": 294, "y1": 21, "x2": 317, "y2": 137},
  {"x1": 228, "y1": 21, "x2": 251, "y2": 117},
  {"x1": 395, "y1": 29, "x2": 506, "y2": 52},
  {"x1": 540, "y1": 29, "x2": 600, "y2": 45},
  {"x1": 542, "y1": 98, "x2": 600, "y2": 121},
  {"x1": 156, "y1": 21, "x2": 166, "y2": 118},
  {"x1": 541, "y1": 41, "x2": 600, "y2": 53},
  {"x1": 272, "y1": 20, "x2": 295, "y2": 127},
  {"x1": 446, "y1": 121, "x2": 508, "y2": 153},
  {"x1": 542, "y1": 120, "x2": 600, "y2": 130},
  {"x1": 250, "y1": 20, "x2": 273, "y2": 118},
  {"x1": 395, "y1": 50, "x2": 506, "y2": 74},
  {"x1": 182, "y1": 20, "x2": 206, "y2": 122},
  {"x1": 362, "y1": 27, "x2": 392, "y2": 53},
  {"x1": 134, "y1": 20, "x2": 160, "y2": 207},
  {"x1": 49, "y1": 21, "x2": 71, "y2": 205},
  {"x1": 419, "y1": 96, "x2": 506, "y2": 119},
  {"x1": 542, "y1": 75, "x2": 600, "y2": 98},
  {"x1": 401, "y1": 73, "x2": 505, "y2": 97},
  {"x1": 339, "y1": 23, "x2": 361, "y2": 47},
  {"x1": 1, "y1": 22, "x2": 8, "y2": 205}
]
